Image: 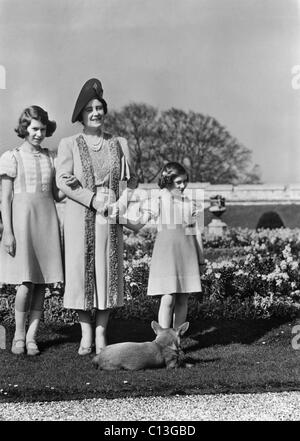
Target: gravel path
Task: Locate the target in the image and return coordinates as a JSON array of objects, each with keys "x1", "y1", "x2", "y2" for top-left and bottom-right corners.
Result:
[{"x1": 0, "y1": 391, "x2": 300, "y2": 421}]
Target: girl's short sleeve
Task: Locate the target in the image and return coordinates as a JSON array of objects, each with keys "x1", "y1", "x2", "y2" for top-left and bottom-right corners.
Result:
[
  {"x1": 48, "y1": 150, "x2": 56, "y2": 167},
  {"x1": 0, "y1": 150, "x2": 17, "y2": 178}
]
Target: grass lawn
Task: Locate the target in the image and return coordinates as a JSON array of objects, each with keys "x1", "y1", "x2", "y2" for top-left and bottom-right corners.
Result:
[{"x1": 0, "y1": 317, "x2": 300, "y2": 403}]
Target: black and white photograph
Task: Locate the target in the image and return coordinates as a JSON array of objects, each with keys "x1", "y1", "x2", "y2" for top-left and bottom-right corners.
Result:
[{"x1": 0, "y1": 0, "x2": 300, "y2": 426}]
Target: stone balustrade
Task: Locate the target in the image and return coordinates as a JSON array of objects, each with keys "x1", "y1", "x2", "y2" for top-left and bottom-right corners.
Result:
[{"x1": 130, "y1": 183, "x2": 300, "y2": 206}]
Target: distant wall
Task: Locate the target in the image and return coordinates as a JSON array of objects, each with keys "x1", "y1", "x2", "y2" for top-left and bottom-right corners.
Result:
[
  {"x1": 129, "y1": 183, "x2": 300, "y2": 229},
  {"x1": 3, "y1": 183, "x2": 300, "y2": 230},
  {"x1": 204, "y1": 204, "x2": 300, "y2": 229}
]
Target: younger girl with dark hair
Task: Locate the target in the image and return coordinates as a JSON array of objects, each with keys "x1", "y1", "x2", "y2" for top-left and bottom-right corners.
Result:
[
  {"x1": 141, "y1": 162, "x2": 205, "y2": 328},
  {"x1": 0, "y1": 105, "x2": 75, "y2": 355}
]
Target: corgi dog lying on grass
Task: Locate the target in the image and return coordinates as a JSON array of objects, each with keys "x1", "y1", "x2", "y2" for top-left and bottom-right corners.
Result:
[{"x1": 92, "y1": 321, "x2": 189, "y2": 370}]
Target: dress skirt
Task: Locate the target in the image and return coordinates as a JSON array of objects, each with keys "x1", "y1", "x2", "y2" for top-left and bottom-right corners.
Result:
[
  {"x1": 147, "y1": 225, "x2": 202, "y2": 296},
  {"x1": 0, "y1": 192, "x2": 64, "y2": 284}
]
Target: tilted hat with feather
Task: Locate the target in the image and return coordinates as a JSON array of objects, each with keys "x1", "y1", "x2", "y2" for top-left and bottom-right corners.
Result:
[{"x1": 71, "y1": 78, "x2": 108, "y2": 123}]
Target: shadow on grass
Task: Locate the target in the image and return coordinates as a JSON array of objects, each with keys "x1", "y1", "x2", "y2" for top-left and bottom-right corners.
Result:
[
  {"x1": 17, "y1": 315, "x2": 293, "y2": 353},
  {"x1": 185, "y1": 317, "x2": 291, "y2": 352},
  {"x1": 38, "y1": 324, "x2": 81, "y2": 351},
  {"x1": 1, "y1": 316, "x2": 299, "y2": 403},
  {"x1": 38, "y1": 319, "x2": 157, "y2": 351}
]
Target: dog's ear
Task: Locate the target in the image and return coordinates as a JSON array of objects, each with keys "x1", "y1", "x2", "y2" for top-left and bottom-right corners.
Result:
[
  {"x1": 151, "y1": 321, "x2": 163, "y2": 335},
  {"x1": 177, "y1": 322, "x2": 189, "y2": 336}
]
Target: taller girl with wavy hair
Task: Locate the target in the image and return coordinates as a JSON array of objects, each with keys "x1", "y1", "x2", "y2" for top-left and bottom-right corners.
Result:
[{"x1": 0, "y1": 105, "x2": 73, "y2": 356}]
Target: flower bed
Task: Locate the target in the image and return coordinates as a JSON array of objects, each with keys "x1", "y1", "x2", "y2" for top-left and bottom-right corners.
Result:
[{"x1": 1, "y1": 227, "x2": 300, "y2": 323}]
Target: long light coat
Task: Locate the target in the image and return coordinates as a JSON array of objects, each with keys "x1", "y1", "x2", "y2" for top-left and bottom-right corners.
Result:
[{"x1": 56, "y1": 132, "x2": 138, "y2": 310}]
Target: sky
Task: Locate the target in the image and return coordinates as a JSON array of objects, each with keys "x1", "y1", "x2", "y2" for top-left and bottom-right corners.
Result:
[{"x1": 0, "y1": 0, "x2": 299, "y2": 183}]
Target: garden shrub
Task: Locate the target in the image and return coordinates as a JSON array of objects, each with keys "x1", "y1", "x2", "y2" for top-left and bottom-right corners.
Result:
[
  {"x1": 1, "y1": 228, "x2": 300, "y2": 324},
  {"x1": 256, "y1": 211, "x2": 285, "y2": 229}
]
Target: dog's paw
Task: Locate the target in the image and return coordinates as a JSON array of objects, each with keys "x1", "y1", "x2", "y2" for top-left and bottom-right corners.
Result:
[{"x1": 92, "y1": 358, "x2": 99, "y2": 369}]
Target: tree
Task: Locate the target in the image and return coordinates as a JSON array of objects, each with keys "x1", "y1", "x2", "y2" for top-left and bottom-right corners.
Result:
[
  {"x1": 105, "y1": 103, "x2": 261, "y2": 184},
  {"x1": 156, "y1": 108, "x2": 261, "y2": 184},
  {"x1": 105, "y1": 103, "x2": 159, "y2": 183}
]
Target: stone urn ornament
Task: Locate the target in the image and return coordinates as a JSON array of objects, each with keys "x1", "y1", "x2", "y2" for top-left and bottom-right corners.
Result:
[{"x1": 208, "y1": 194, "x2": 227, "y2": 236}]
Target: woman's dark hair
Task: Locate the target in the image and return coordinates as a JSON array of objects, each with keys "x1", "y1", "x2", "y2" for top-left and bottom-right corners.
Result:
[
  {"x1": 158, "y1": 162, "x2": 189, "y2": 189},
  {"x1": 15, "y1": 105, "x2": 56, "y2": 138}
]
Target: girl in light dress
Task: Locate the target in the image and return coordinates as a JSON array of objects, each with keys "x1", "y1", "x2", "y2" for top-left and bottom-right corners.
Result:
[
  {"x1": 110, "y1": 161, "x2": 205, "y2": 329},
  {"x1": 139, "y1": 162, "x2": 205, "y2": 328},
  {"x1": 0, "y1": 105, "x2": 76, "y2": 356}
]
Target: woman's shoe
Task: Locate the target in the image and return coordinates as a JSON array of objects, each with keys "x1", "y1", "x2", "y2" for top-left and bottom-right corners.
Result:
[
  {"x1": 11, "y1": 338, "x2": 25, "y2": 355},
  {"x1": 26, "y1": 340, "x2": 40, "y2": 356},
  {"x1": 78, "y1": 345, "x2": 92, "y2": 356}
]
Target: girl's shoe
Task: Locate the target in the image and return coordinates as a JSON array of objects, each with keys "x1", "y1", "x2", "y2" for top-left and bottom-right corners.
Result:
[
  {"x1": 11, "y1": 338, "x2": 25, "y2": 355},
  {"x1": 78, "y1": 345, "x2": 92, "y2": 356},
  {"x1": 26, "y1": 340, "x2": 40, "y2": 356}
]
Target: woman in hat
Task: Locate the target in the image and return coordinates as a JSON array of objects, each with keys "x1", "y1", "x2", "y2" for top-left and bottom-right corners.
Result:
[{"x1": 56, "y1": 78, "x2": 138, "y2": 355}]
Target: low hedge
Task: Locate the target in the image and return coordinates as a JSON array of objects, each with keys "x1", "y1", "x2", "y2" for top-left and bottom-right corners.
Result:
[{"x1": 1, "y1": 228, "x2": 300, "y2": 324}]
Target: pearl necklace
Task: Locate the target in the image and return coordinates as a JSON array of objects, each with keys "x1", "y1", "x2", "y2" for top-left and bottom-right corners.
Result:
[{"x1": 83, "y1": 133, "x2": 105, "y2": 152}]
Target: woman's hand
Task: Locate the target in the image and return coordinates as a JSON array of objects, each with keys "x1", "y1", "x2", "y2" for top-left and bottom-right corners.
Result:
[
  {"x1": 2, "y1": 231, "x2": 16, "y2": 257},
  {"x1": 91, "y1": 197, "x2": 101, "y2": 212},
  {"x1": 91, "y1": 197, "x2": 106, "y2": 216},
  {"x1": 92, "y1": 200, "x2": 117, "y2": 218},
  {"x1": 62, "y1": 174, "x2": 80, "y2": 189},
  {"x1": 99, "y1": 204, "x2": 110, "y2": 218},
  {"x1": 104, "y1": 203, "x2": 119, "y2": 219}
]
